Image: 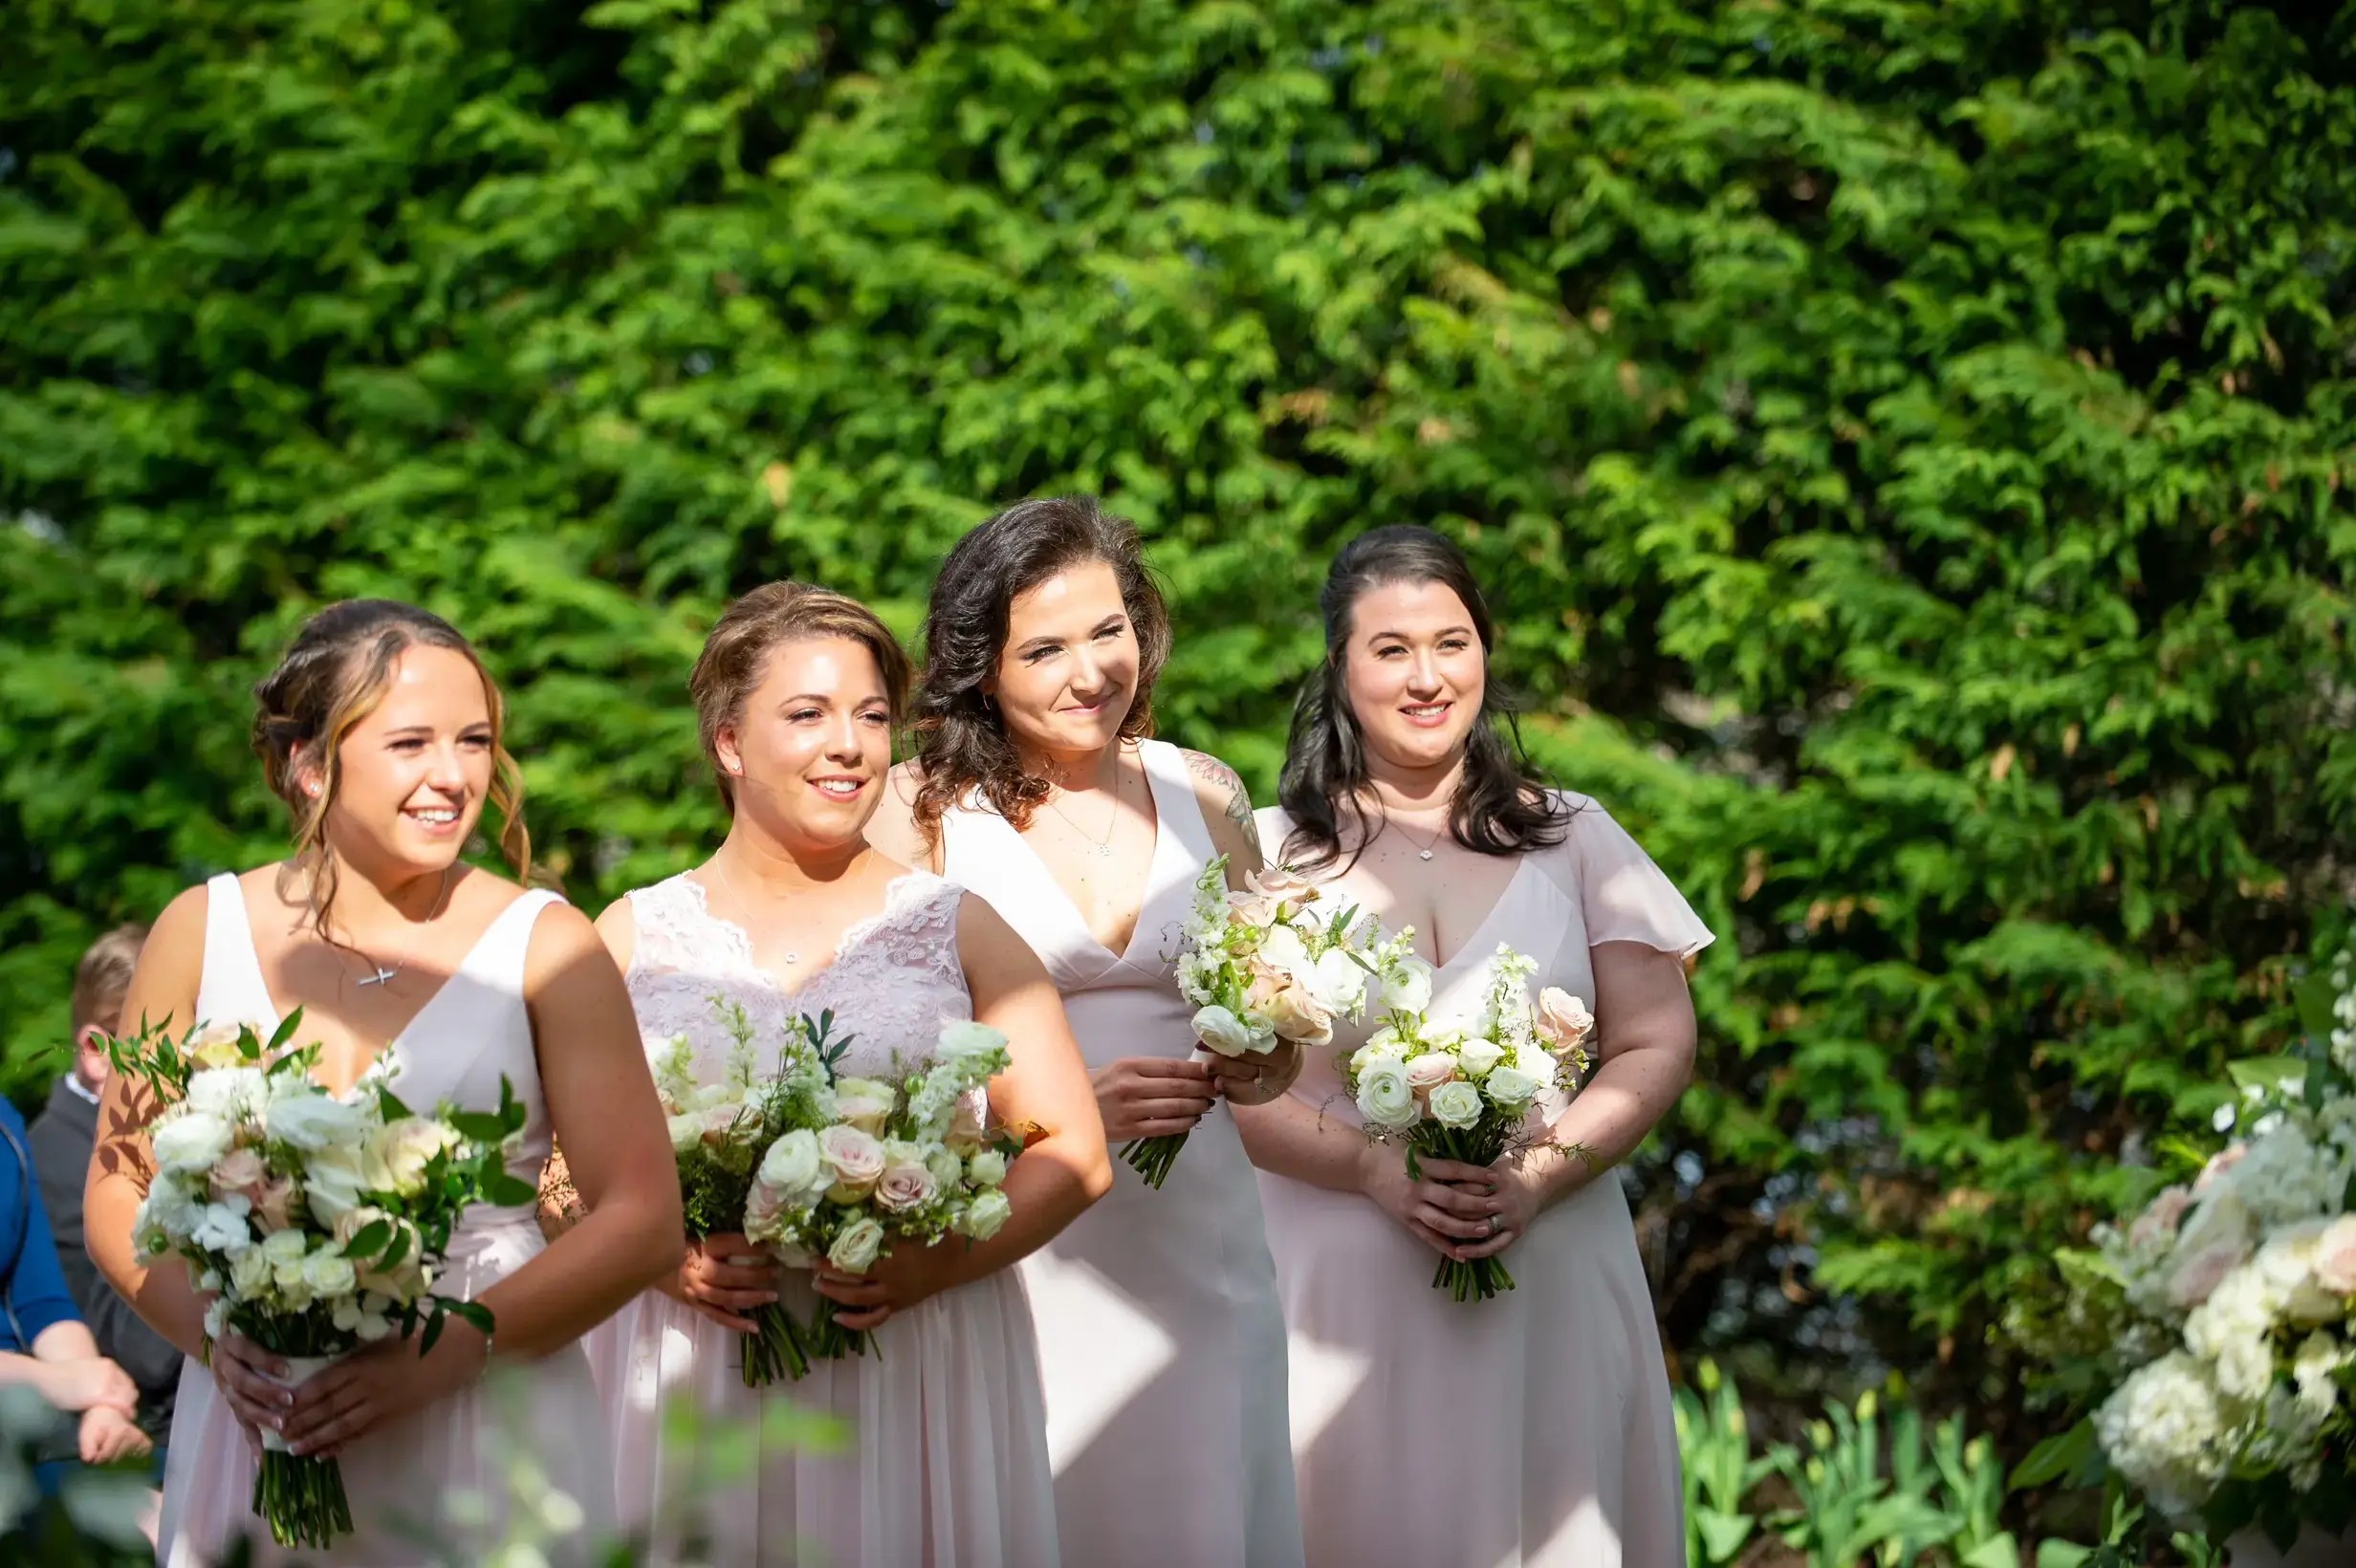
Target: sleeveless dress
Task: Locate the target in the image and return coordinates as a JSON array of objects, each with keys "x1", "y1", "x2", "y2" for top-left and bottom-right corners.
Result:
[
  {"x1": 581, "y1": 869, "x2": 1059, "y2": 1568},
  {"x1": 936, "y1": 738, "x2": 1304, "y2": 1568},
  {"x1": 159, "y1": 873, "x2": 615, "y2": 1567},
  {"x1": 1254, "y1": 794, "x2": 1712, "y2": 1568}
]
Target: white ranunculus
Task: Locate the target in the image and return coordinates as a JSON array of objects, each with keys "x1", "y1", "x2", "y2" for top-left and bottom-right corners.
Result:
[
  {"x1": 756, "y1": 1129, "x2": 828, "y2": 1205},
  {"x1": 826, "y1": 1217, "x2": 887, "y2": 1274},
  {"x1": 1455, "y1": 1036, "x2": 1507, "y2": 1077},
  {"x1": 300, "y1": 1248, "x2": 357, "y2": 1300},
  {"x1": 957, "y1": 1189, "x2": 1012, "y2": 1241},
  {"x1": 265, "y1": 1082, "x2": 371, "y2": 1152},
  {"x1": 968, "y1": 1149, "x2": 1008, "y2": 1187},
  {"x1": 1193, "y1": 1005, "x2": 1261, "y2": 1058},
  {"x1": 185, "y1": 1066, "x2": 268, "y2": 1122},
  {"x1": 1355, "y1": 1061, "x2": 1419, "y2": 1131},
  {"x1": 1428, "y1": 1080, "x2": 1484, "y2": 1130},
  {"x1": 1355, "y1": 1026, "x2": 1410, "y2": 1064},
  {"x1": 152, "y1": 1112, "x2": 235, "y2": 1177},
  {"x1": 1381, "y1": 957, "x2": 1435, "y2": 1016},
  {"x1": 1482, "y1": 1063, "x2": 1544, "y2": 1109},
  {"x1": 1304, "y1": 948, "x2": 1370, "y2": 1015}
]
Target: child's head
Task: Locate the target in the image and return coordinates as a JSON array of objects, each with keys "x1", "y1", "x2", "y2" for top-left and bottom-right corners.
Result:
[{"x1": 70, "y1": 923, "x2": 149, "y2": 1087}]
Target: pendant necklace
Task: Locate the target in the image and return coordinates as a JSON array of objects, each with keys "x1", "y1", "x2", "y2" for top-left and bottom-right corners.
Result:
[
  {"x1": 1046, "y1": 765, "x2": 1123, "y2": 860},
  {"x1": 1388, "y1": 816, "x2": 1450, "y2": 862},
  {"x1": 347, "y1": 863, "x2": 458, "y2": 988}
]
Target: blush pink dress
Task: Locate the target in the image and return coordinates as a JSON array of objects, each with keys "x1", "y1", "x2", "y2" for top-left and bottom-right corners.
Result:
[
  {"x1": 937, "y1": 739, "x2": 1304, "y2": 1567},
  {"x1": 582, "y1": 869, "x2": 1059, "y2": 1568},
  {"x1": 1254, "y1": 794, "x2": 1712, "y2": 1568},
  {"x1": 159, "y1": 874, "x2": 615, "y2": 1566}
]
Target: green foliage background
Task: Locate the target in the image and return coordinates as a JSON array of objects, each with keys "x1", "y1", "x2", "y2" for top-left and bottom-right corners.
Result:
[{"x1": 6, "y1": 0, "x2": 2354, "y2": 1430}]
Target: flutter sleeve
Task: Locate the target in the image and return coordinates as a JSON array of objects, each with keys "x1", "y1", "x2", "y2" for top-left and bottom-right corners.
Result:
[{"x1": 1560, "y1": 793, "x2": 1715, "y2": 959}]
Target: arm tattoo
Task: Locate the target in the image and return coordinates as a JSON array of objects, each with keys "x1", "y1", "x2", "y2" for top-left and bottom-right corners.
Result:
[{"x1": 1184, "y1": 750, "x2": 1256, "y2": 838}]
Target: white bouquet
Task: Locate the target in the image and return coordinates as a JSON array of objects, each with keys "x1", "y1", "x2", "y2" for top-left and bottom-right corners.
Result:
[
  {"x1": 109, "y1": 1013, "x2": 531, "y2": 1549},
  {"x1": 2018, "y1": 930, "x2": 2356, "y2": 1549},
  {"x1": 1135, "y1": 857, "x2": 1420, "y2": 1187},
  {"x1": 1342, "y1": 944, "x2": 1595, "y2": 1302},
  {"x1": 741, "y1": 1014, "x2": 1031, "y2": 1365}
]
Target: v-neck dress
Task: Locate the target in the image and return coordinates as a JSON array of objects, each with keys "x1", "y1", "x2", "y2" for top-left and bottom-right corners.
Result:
[
  {"x1": 937, "y1": 740, "x2": 1304, "y2": 1568},
  {"x1": 1254, "y1": 794, "x2": 1713, "y2": 1568},
  {"x1": 580, "y1": 869, "x2": 1058, "y2": 1568},
  {"x1": 159, "y1": 872, "x2": 615, "y2": 1567}
]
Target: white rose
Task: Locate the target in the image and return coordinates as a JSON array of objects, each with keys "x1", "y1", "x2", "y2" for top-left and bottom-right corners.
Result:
[
  {"x1": 265, "y1": 1082, "x2": 370, "y2": 1152},
  {"x1": 826, "y1": 1217, "x2": 887, "y2": 1274},
  {"x1": 1381, "y1": 957, "x2": 1435, "y2": 1016},
  {"x1": 666, "y1": 1114, "x2": 704, "y2": 1155},
  {"x1": 874, "y1": 1144, "x2": 939, "y2": 1214},
  {"x1": 818, "y1": 1125, "x2": 886, "y2": 1202},
  {"x1": 957, "y1": 1189, "x2": 1013, "y2": 1241},
  {"x1": 1256, "y1": 925, "x2": 1310, "y2": 977},
  {"x1": 926, "y1": 1145, "x2": 966, "y2": 1190},
  {"x1": 152, "y1": 1112, "x2": 234, "y2": 1177},
  {"x1": 229, "y1": 1245, "x2": 273, "y2": 1297},
  {"x1": 756, "y1": 1130, "x2": 829, "y2": 1204},
  {"x1": 1304, "y1": 949, "x2": 1370, "y2": 1015},
  {"x1": 185, "y1": 1066, "x2": 268, "y2": 1122},
  {"x1": 936, "y1": 1020, "x2": 1011, "y2": 1068},
  {"x1": 368, "y1": 1118, "x2": 458, "y2": 1198},
  {"x1": 1193, "y1": 1004, "x2": 1266, "y2": 1059},
  {"x1": 1428, "y1": 1080, "x2": 1484, "y2": 1130},
  {"x1": 1456, "y1": 1036, "x2": 1507, "y2": 1077},
  {"x1": 968, "y1": 1149, "x2": 1008, "y2": 1187},
  {"x1": 1355, "y1": 1062, "x2": 1420, "y2": 1130},
  {"x1": 1261, "y1": 985, "x2": 1334, "y2": 1047},
  {"x1": 300, "y1": 1248, "x2": 358, "y2": 1300},
  {"x1": 1482, "y1": 1063, "x2": 1544, "y2": 1109},
  {"x1": 1536, "y1": 987, "x2": 1595, "y2": 1050},
  {"x1": 261, "y1": 1226, "x2": 308, "y2": 1266},
  {"x1": 832, "y1": 1078, "x2": 898, "y2": 1139},
  {"x1": 1403, "y1": 1054, "x2": 1457, "y2": 1094}
]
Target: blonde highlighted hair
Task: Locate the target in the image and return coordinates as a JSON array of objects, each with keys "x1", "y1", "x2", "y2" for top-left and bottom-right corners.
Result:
[
  {"x1": 71, "y1": 923, "x2": 148, "y2": 1036},
  {"x1": 251, "y1": 599, "x2": 529, "y2": 934},
  {"x1": 689, "y1": 581, "x2": 912, "y2": 811}
]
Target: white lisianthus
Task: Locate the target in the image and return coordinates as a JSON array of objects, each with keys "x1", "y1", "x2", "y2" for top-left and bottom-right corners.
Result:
[
  {"x1": 264, "y1": 1083, "x2": 370, "y2": 1152},
  {"x1": 1306, "y1": 949, "x2": 1369, "y2": 1014},
  {"x1": 827, "y1": 1216, "x2": 887, "y2": 1274},
  {"x1": 302, "y1": 1143, "x2": 371, "y2": 1227},
  {"x1": 1382, "y1": 957, "x2": 1435, "y2": 1016},
  {"x1": 1454, "y1": 1036, "x2": 1507, "y2": 1078},
  {"x1": 957, "y1": 1189, "x2": 1013, "y2": 1241},
  {"x1": 185, "y1": 1066, "x2": 268, "y2": 1121},
  {"x1": 1428, "y1": 1080, "x2": 1484, "y2": 1130},
  {"x1": 152, "y1": 1112, "x2": 235, "y2": 1177},
  {"x1": 968, "y1": 1149, "x2": 1009, "y2": 1187},
  {"x1": 1482, "y1": 1063, "x2": 1544, "y2": 1108},
  {"x1": 1193, "y1": 1005, "x2": 1263, "y2": 1058},
  {"x1": 1355, "y1": 1061, "x2": 1419, "y2": 1131},
  {"x1": 1256, "y1": 925, "x2": 1310, "y2": 978}
]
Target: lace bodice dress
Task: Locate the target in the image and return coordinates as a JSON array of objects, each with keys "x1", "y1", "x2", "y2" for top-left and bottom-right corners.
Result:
[{"x1": 583, "y1": 869, "x2": 1059, "y2": 1568}]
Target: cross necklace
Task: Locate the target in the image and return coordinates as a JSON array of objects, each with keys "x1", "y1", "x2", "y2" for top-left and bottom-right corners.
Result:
[{"x1": 348, "y1": 863, "x2": 458, "y2": 988}]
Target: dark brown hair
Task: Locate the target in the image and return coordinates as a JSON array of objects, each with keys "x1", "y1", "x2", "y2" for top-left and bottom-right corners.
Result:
[
  {"x1": 689, "y1": 581, "x2": 913, "y2": 812},
  {"x1": 910, "y1": 495, "x2": 1172, "y2": 836},
  {"x1": 1277, "y1": 525, "x2": 1571, "y2": 873},
  {"x1": 252, "y1": 599, "x2": 530, "y2": 934},
  {"x1": 71, "y1": 923, "x2": 149, "y2": 1036}
]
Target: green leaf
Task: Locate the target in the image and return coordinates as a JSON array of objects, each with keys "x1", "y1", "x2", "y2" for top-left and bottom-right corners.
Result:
[
  {"x1": 2009, "y1": 1419, "x2": 2098, "y2": 1491},
  {"x1": 340, "y1": 1220, "x2": 391, "y2": 1259}
]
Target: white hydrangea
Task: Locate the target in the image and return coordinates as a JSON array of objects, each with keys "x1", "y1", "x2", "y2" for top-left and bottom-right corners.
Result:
[{"x1": 2095, "y1": 1352, "x2": 2235, "y2": 1517}]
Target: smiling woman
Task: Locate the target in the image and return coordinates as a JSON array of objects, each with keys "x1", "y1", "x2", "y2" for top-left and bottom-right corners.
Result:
[{"x1": 84, "y1": 599, "x2": 683, "y2": 1565}]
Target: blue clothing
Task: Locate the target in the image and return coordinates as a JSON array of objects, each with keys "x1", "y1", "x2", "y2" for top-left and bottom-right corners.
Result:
[{"x1": 0, "y1": 1098, "x2": 82, "y2": 1354}]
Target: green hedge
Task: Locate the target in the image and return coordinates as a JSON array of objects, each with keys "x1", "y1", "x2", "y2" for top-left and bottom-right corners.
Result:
[{"x1": 6, "y1": 0, "x2": 2354, "y2": 1415}]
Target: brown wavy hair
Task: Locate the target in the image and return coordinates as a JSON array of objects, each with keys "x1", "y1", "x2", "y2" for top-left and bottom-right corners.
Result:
[
  {"x1": 251, "y1": 599, "x2": 530, "y2": 938},
  {"x1": 688, "y1": 580, "x2": 913, "y2": 813},
  {"x1": 911, "y1": 495, "x2": 1172, "y2": 837}
]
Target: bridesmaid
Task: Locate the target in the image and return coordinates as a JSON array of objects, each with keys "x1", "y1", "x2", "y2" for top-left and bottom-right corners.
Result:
[
  {"x1": 866, "y1": 496, "x2": 1306, "y2": 1567},
  {"x1": 1234, "y1": 526, "x2": 1711, "y2": 1568},
  {"x1": 576, "y1": 582, "x2": 1110, "y2": 1566},
  {"x1": 85, "y1": 599, "x2": 683, "y2": 1565}
]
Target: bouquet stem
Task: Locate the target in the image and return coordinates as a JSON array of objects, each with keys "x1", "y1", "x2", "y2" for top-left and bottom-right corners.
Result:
[
  {"x1": 741, "y1": 1299, "x2": 812, "y2": 1386},
  {"x1": 254, "y1": 1448, "x2": 354, "y2": 1547},
  {"x1": 806, "y1": 1300, "x2": 876, "y2": 1363},
  {"x1": 1431, "y1": 1253, "x2": 1516, "y2": 1302},
  {"x1": 1120, "y1": 1132, "x2": 1188, "y2": 1189}
]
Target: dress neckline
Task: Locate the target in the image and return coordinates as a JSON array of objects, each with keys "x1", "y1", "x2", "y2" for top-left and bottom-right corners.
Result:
[
  {"x1": 982, "y1": 741, "x2": 1176, "y2": 966},
  {"x1": 675, "y1": 868, "x2": 940, "y2": 1006}
]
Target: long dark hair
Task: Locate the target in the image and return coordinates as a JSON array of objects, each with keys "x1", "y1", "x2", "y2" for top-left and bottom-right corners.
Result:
[
  {"x1": 1277, "y1": 525, "x2": 1570, "y2": 873},
  {"x1": 911, "y1": 495, "x2": 1173, "y2": 837}
]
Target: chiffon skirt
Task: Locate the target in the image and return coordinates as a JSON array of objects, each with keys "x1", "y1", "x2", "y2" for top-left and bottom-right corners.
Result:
[
  {"x1": 1258, "y1": 1171, "x2": 1685, "y2": 1568},
  {"x1": 157, "y1": 1213, "x2": 615, "y2": 1567},
  {"x1": 587, "y1": 1267, "x2": 1059, "y2": 1568}
]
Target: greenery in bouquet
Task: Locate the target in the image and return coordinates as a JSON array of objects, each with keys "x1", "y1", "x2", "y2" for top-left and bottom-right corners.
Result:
[
  {"x1": 742, "y1": 1015, "x2": 1025, "y2": 1366},
  {"x1": 1342, "y1": 946, "x2": 1596, "y2": 1302},
  {"x1": 2012, "y1": 929, "x2": 2356, "y2": 1554},
  {"x1": 1136, "y1": 856, "x2": 1421, "y2": 1188},
  {"x1": 107, "y1": 1012, "x2": 531, "y2": 1549}
]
